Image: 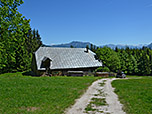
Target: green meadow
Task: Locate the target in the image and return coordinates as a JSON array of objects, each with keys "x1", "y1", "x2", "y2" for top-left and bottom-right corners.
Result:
[
  {"x1": 0, "y1": 73, "x2": 97, "y2": 114},
  {"x1": 112, "y1": 77, "x2": 152, "y2": 114}
]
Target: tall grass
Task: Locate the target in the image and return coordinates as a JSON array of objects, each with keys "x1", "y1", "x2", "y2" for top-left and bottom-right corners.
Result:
[
  {"x1": 0, "y1": 73, "x2": 97, "y2": 114},
  {"x1": 112, "y1": 77, "x2": 152, "y2": 114}
]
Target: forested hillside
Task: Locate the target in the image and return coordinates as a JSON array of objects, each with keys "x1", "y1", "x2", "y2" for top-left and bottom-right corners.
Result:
[
  {"x1": 0, "y1": 0, "x2": 42, "y2": 74},
  {"x1": 95, "y1": 46, "x2": 152, "y2": 75}
]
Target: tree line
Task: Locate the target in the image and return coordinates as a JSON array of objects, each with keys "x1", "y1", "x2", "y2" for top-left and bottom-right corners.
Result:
[
  {"x1": 92, "y1": 45, "x2": 152, "y2": 75},
  {"x1": 0, "y1": 0, "x2": 42, "y2": 74}
]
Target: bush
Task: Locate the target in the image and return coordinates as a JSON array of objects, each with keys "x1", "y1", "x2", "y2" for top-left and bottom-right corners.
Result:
[{"x1": 95, "y1": 67, "x2": 110, "y2": 72}]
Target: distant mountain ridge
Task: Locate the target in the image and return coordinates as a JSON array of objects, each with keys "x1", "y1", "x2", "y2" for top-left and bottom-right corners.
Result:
[
  {"x1": 50, "y1": 41, "x2": 149, "y2": 49},
  {"x1": 103, "y1": 44, "x2": 147, "y2": 49},
  {"x1": 51, "y1": 41, "x2": 92, "y2": 48},
  {"x1": 147, "y1": 43, "x2": 152, "y2": 49}
]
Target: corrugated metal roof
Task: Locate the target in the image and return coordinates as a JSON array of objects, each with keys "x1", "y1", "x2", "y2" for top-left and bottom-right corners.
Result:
[{"x1": 35, "y1": 47, "x2": 102, "y2": 70}]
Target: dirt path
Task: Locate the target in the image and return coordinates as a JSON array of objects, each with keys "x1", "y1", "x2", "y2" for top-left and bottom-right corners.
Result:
[
  {"x1": 65, "y1": 78, "x2": 126, "y2": 114},
  {"x1": 104, "y1": 78, "x2": 126, "y2": 114}
]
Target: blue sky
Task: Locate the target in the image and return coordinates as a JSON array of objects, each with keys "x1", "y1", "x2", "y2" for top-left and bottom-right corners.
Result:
[{"x1": 18, "y1": 0, "x2": 152, "y2": 45}]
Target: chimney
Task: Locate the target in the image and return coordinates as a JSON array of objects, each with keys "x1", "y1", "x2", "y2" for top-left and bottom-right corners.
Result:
[
  {"x1": 86, "y1": 47, "x2": 89, "y2": 53},
  {"x1": 85, "y1": 45, "x2": 89, "y2": 53}
]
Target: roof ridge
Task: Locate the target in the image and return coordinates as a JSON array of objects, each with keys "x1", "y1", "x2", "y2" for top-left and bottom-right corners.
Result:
[{"x1": 40, "y1": 47, "x2": 86, "y2": 49}]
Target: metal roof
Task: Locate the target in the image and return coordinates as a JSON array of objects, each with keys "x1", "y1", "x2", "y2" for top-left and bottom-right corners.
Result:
[{"x1": 35, "y1": 47, "x2": 102, "y2": 70}]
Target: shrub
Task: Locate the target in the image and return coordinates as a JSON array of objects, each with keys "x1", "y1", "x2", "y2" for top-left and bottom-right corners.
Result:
[{"x1": 95, "y1": 66, "x2": 110, "y2": 72}]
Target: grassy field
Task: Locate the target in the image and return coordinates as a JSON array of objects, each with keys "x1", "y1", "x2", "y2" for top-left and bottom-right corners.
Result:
[
  {"x1": 0, "y1": 73, "x2": 97, "y2": 114},
  {"x1": 112, "y1": 76, "x2": 152, "y2": 114}
]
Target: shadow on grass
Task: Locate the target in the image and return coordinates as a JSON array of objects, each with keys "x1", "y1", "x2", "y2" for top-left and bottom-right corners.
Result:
[{"x1": 22, "y1": 71, "x2": 38, "y2": 77}]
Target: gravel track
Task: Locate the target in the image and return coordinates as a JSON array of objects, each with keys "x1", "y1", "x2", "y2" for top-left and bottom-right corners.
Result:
[{"x1": 65, "y1": 78, "x2": 126, "y2": 114}]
